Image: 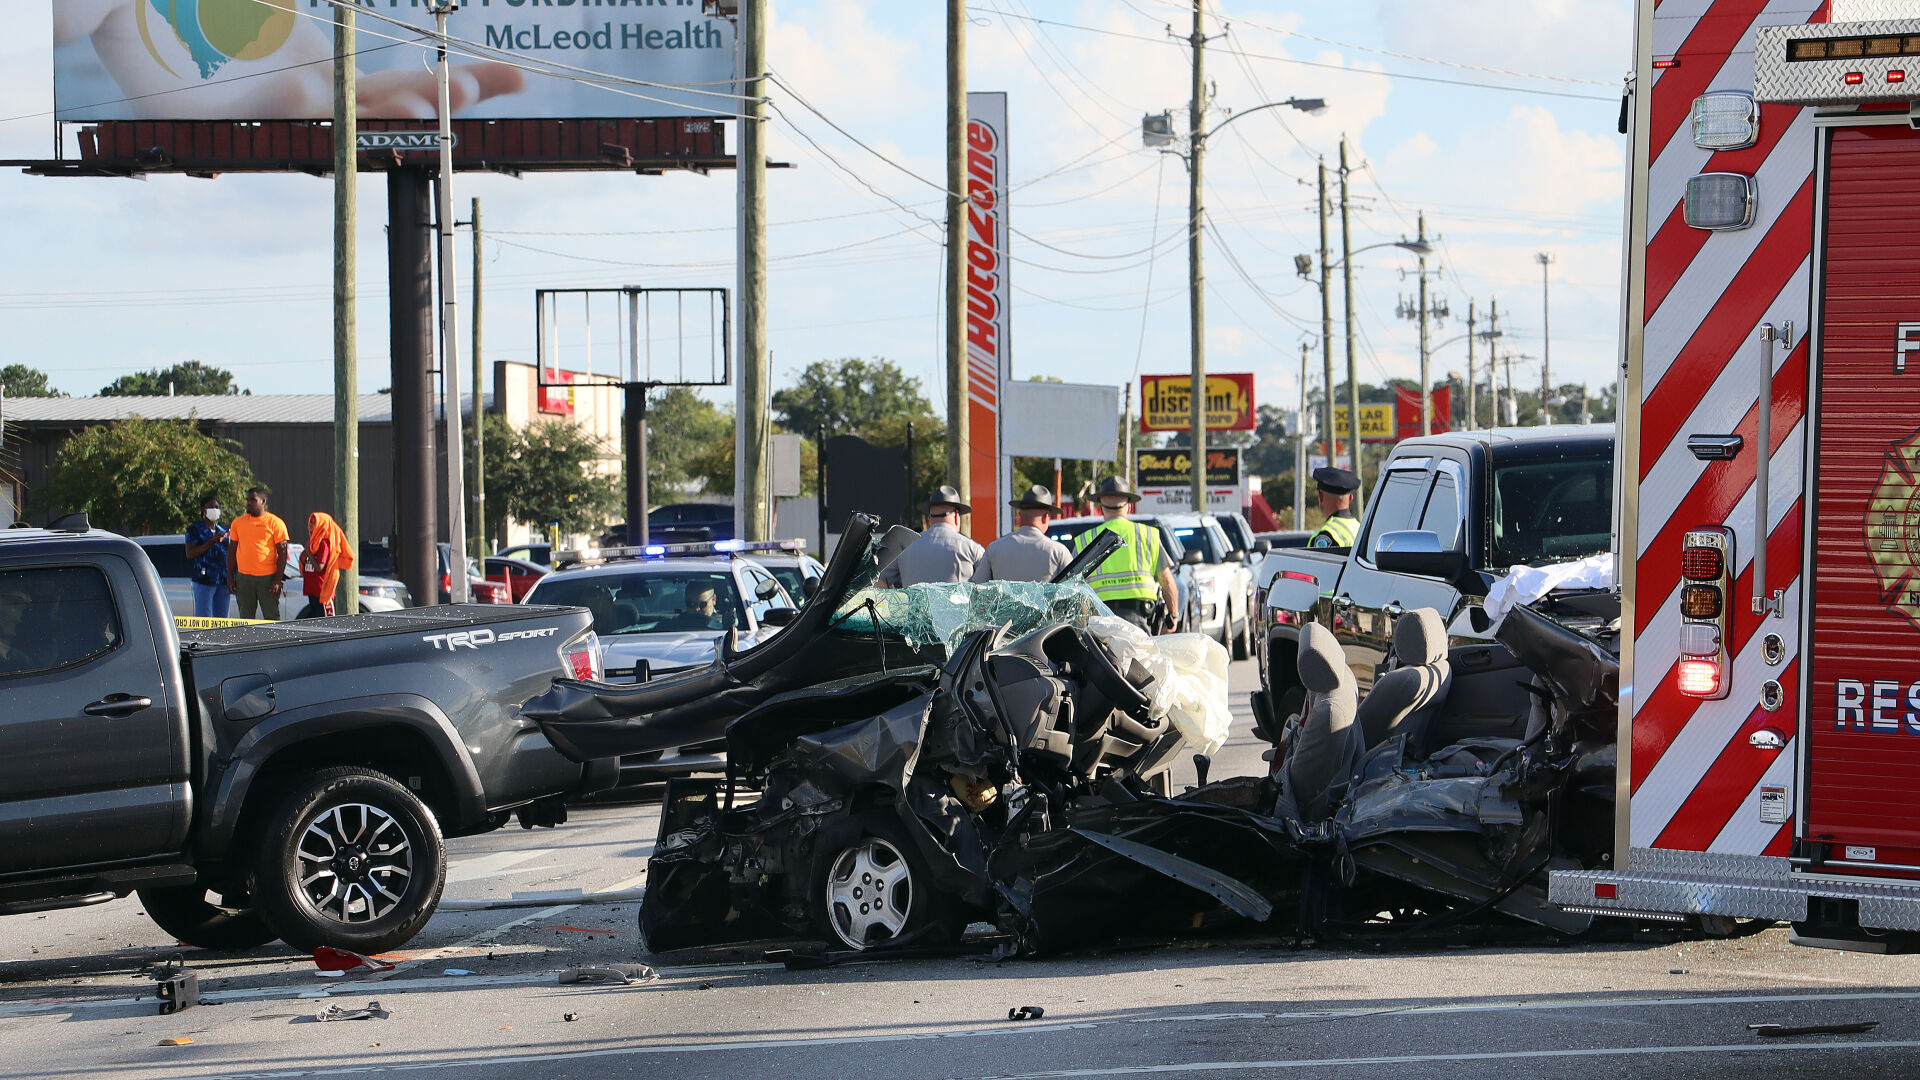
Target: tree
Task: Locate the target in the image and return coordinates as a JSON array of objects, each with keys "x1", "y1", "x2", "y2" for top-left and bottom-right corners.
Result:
[
  {"x1": 772, "y1": 358, "x2": 933, "y2": 439},
  {"x1": 38, "y1": 417, "x2": 254, "y2": 534},
  {"x1": 101, "y1": 360, "x2": 242, "y2": 397},
  {"x1": 0, "y1": 364, "x2": 63, "y2": 399},
  {"x1": 645, "y1": 387, "x2": 732, "y2": 499},
  {"x1": 475, "y1": 414, "x2": 621, "y2": 537}
]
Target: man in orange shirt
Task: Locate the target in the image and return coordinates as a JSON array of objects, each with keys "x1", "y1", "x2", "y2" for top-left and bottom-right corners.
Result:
[{"x1": 227, "y1": 486, "x2": 290, "y2": 620}]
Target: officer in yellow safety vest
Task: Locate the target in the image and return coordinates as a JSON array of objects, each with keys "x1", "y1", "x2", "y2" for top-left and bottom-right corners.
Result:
[
  {"x1": 1307, "y1": 466, "x2": 1361, "y2": 549},
  {"x1": 1072, "y1": 477, "x2": 1181, "y2": 634}
]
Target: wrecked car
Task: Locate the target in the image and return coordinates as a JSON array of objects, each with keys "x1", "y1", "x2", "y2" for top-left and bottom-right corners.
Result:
[{"x1": 524, "y1": 514, "x2": 1624, "y2": 955}]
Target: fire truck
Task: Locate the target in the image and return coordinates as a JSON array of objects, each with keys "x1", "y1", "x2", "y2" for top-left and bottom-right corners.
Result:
[{"x1": 1547, "y1": 0, "x2": 1920, "y2": 950}]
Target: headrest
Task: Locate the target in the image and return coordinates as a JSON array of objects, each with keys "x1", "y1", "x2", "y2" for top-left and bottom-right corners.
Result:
[
  {"x1": 1297, "y1": 622, "x2": 1351, "y2": 695},
  {"x1": 1393, "y1": 607, "x2": 1447, "y2": 666}
]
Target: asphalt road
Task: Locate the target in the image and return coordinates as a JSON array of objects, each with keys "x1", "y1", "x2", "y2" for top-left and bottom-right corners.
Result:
[{"x1": 5, "y1": 658, "x2": 1920, "y2": 1079}]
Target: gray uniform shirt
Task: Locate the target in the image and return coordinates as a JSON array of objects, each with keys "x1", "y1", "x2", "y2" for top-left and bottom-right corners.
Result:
[
  {"x1": 971, "y1": 525, "x2": 1072, "y2": 583},
  {"x1": 879, "y1": 522, "x2": 986, "y2": 587}
]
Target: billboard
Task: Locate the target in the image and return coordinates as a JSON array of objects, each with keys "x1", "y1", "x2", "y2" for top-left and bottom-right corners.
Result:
[
  {"x1": 1139, "y1": 373, "x2": 1256, "y2": 433},
  {"x1": 965, "y1": 91, "x2": 1011, "y2": 537},
  {"x1": 1002, "y1": 381, "x2": 1119, "y2": 460},
  {"x1": 1134, "y1": 448, "x2": 1244, "y2": 516},
  {"x1": 52, "y1": 1, "x2": 737, "y2": 122}
]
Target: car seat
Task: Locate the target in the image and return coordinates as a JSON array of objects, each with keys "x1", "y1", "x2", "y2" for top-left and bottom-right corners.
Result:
[
  {"x1": 1352, "y1": 608, "x2": 1452, "y2": 756},
  {"x1": 1282, "y1": 622, "x2": 1359, "y2": 821}
]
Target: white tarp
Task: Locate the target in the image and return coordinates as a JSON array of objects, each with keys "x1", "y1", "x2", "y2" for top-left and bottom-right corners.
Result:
[
  {"x1": 1449, "y1": 552, "x2": 1616, "y2": 638},
  {"x1": 1087, "y1": 616, "x2": 1232, "y2": 756},
  {"x1": 53, "y1": 2, "x2": 737, "y2": 122}
]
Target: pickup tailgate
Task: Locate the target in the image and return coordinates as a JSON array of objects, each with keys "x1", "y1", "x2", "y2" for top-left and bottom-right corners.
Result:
[{"x1": 178, "y1": 605, "x2": 598, "y2": 824}]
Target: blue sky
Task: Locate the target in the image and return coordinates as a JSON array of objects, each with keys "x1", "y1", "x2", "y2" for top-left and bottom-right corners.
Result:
[{"x1": 0, "y1": 1, "x2": 1631, "y2": 424}]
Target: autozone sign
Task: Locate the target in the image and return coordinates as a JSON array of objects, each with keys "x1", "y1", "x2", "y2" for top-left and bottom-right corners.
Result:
[{"x1": 965, "y1": 92, "x2": 1012, "y2": 536}]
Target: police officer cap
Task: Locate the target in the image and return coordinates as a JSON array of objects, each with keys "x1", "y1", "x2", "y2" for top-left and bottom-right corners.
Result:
[
  {"x1": 1009, "y1": 484, "x2": 1059, "y2": 511},
  {"x1": 1313, "y1": 466, "x2": 1359, "y2": 495},
  {"x1": 922, "y1": 484, "x2": 973, "y2": 513},
  {"x1": 1095, "y1": 476, "x2": 1141, "y2": 503}
]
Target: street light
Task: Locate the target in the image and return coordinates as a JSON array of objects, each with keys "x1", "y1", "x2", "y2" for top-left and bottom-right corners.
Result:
[{"x1": 1150, "y1": 92, "x2": 1326, "y2": 511}]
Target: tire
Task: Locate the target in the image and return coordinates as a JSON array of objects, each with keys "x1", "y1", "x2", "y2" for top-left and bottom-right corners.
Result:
[
  {"x1": 809, "y1": 810, "x2": 963, "y2": 952},
  {"x1": 251, "y1": 767, "x2": 446, "y2": 955},
  {"x1": 1231, "y1": 598, "x2": 1253, "y2": 661},
  {"x1": 138, "y1": 885, "x2": 278, "y2": 950}
]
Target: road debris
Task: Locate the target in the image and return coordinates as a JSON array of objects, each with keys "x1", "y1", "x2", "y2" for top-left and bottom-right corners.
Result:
[
  {"x1": 1008, "y1": 1006, "x2": 1045, "y2": 1021},
  {"x1": 314, "y1": 1001, "x2": 392, "y2": 1022},
  {"x1": 557, "y1": 964, "x2": 656, "y2": 986},
  {"x1": 156, "y1": 971, "x2": 199, "y2": 1015},
  {"x1": 312, "y1": 947, "x2": 394, "y2": 973},
  {"x1": 442, "y1": 969, "x2": 476, "y2": 976},
  {"x1": 564, "y1": 1013, "x2": 580, "y2": 1022},
  {"x1": 1749, "y1": 1021, "x2": 1880, "y2": 1037},
  {"x1": 158, "y1": 1037, "x2": 194, "y2": 1046}
]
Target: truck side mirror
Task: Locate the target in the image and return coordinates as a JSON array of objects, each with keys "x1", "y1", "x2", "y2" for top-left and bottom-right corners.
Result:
[
  {"x1": 1373, "y1": 530, "x2": 1469, "y2": 582},
  {"x1": 761, "y1": 606, "x2": 800, "y2": 627},
  {"x1": 1181, "y1": 548, "x2": 1206, "y2": 566},
  {"x1": 1253, "y1": 539, "x2": 1272, "y2": 554}
]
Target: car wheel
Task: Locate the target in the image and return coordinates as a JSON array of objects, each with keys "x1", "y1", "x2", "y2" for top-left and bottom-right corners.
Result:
[
  {"x1": 252, "y1": 767, "x2": 446, "y2": 955},
  {"x1": 810, "y1": 811, "x2": 962, "y2": 952},
  {"x1": 137, "y1": 885, "x2": 278, "y2": 950}
]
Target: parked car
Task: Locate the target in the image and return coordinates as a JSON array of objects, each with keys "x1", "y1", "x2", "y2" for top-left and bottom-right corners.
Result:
[
  {"x1": 737, "y1": 541, "x2": 826, "y2": 601},
  {"x1": 522, "y1": 546, "x2": 799, "y2": 781},
  {"x1": 1251, "y1": 426, "x2": 1617, "y2": 738},
  {"x1": 359, "y1": 540, "x2": 509, "y2": 604},
  {"x1": 486, "y1": 556, "x2": 549, "y2": 602},
  {"x1": 1211, "y1": 510, "x2": 1267, "y2": 560},
  {"x1": 1164, "y1": 514, "x2": 1257, "y2": 659},
  {"x1": 0, "y1": 519, "x2": 614, "y2": 954},
  {"x1": 602, "y1": 503, "x2": 736, "y2": 546},
  {"x1": 498, "y1": 542, "x2": 552, "y2": 567},
  {"x1": 1046, "y1": 514, "x2": 1204, "y2": 636},
  {"x1": 134, "y1": 535, "x2": 412, "y2": 618}
]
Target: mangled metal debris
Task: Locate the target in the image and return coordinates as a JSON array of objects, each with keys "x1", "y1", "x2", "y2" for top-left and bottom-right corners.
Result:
[{"x1": 525, "y1": 513, "x2": 1626, "y2": 956}]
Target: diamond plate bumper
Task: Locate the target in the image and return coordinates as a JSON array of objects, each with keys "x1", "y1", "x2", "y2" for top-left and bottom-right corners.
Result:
[
  {"x1": 1756, "y1": 19, "x2": 1920, "y2": 106},
  {"x1": 1549, "y1": 847, "x2": 1920, "y2": 930}
]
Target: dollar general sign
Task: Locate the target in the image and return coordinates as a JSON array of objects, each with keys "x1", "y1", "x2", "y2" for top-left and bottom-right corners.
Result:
[
  {"x1": 1333, "y1": 404, "x2": 1396, "y2": 442},
  {"x1": 1139, "y1": 373, "x2": 1256, "y2": 433}
]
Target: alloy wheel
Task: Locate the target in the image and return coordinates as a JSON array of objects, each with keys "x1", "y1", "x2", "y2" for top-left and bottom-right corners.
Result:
[
  {"x1": 823, "y1": 837, "x2": 914, "y2": 949},
  {"x1": 293, "y1": 803, "x2": 415, "y2": 924}
]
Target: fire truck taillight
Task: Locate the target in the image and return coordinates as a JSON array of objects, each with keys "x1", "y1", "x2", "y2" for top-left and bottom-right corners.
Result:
[
  {"x1": 1680, "y1": 546, "x2": 1724, "y2": 580},
  {"x1": 1677, "y1": 527, "x2": 1734, "y2": 700},
  {"x1": 1678, "y1": 660, "x2": 1723, "y2": 696}
]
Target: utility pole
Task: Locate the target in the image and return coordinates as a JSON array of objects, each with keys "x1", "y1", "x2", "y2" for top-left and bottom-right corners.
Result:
[
  {"x1": 431, "y1": 0, "x2": 468, "y2": 603},
  {"x1": 1317, "y1": 157, "x2": 1335, "y2": 468},
  {"x1": 737, "y1": 0, "x2": 771, "y2": 540},
  {"x1": 1465, "y1": 300, "x2": 1476, "y2": 431},
  {"x1": 469, "y1": 196, "x2": 484, "y2": 555},
  {"x1": 1296, "y1": 340, "x2": 1309, "y2": 529},
  {"x1": 944, "y1": 0, "x2": 970, "y2": 515},
  {"x1": 1486, "y1": 297, "x2": 1500, "y2": 425},
  {"x1": 1185, "y1": 0, "x2": 1208, "y2": 512},
  {"x1": 1416, "y1": 211, "x2": 1431, "y2": 435},
  {"x1": 332, "y1": 0, "x2": 358, "y2": 615},
  {"x1": 1536, "y1": 251, "x2": 1555, "y2": 424},
  {"x1": 1505, "y1": 348, "x2": 1518, "y2": 426},
  {"x1": 1122, "y1": 381, "x2": 1134, "y2": 487},
  {"x1": 1339, "y1": 137, "x2": 1361, "y2": 509}
]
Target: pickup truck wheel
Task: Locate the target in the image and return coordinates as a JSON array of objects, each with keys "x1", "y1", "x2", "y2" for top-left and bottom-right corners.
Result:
[
  {"x1": 809, "y1": 811, "x2": 963, "y2": 952},
  {"x1": 137, "y1": 885, "x2": 278, "y2": 950},
  {"x1": 252, "y1": 767, "x2": 446, "y2": 955}
]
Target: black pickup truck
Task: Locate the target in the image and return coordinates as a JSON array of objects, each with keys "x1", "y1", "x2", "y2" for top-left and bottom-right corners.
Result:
[
  {"x1": 0, "y1": 522, "x2": 615, "y2": 954},
  {"x1": 1250, "y1": 426, "x2": 1617, "y2": 735}
]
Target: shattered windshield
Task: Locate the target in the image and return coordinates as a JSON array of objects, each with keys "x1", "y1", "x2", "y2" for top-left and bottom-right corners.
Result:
[{"x1": 825, "y1": 528, "x2": 1113, "y2": 657}]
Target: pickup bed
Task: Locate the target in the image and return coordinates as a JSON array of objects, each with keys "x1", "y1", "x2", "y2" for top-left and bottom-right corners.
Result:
[
  {"x1": 1250, "y1": 426, "x2": 1616, "y2": 736},
  {"x1": 0, "y1": 524, "x2": 614, "y2": 953}
]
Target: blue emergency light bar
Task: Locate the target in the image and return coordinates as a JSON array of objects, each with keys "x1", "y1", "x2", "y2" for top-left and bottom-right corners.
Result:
[{"x1": 554, "y1": 537, "x2": 807, "y2": 567}]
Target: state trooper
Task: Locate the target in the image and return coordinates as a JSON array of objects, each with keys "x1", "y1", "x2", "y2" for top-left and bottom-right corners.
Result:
[
  {"x1": 972, "y1": 485, "x2": 1073, "y2": 583},
  {"x1": 879, "y1": 485, "x2": 986, "y2": 587},
  {"x1": 1307, "y1": 466, "x2": 1361, "y2": 549},
  {"x1": 1071, "y1": 477, "x2": 1180, "y2": 633}
]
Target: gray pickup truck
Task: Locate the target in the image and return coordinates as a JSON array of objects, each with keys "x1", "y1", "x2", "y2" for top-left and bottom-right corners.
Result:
[
  {"x1": 0, "y1": 520, "x2": 614, "y2": 954},
  {"x1": 1250, "y1": 426, "x2": 1616, "y2": 738}
]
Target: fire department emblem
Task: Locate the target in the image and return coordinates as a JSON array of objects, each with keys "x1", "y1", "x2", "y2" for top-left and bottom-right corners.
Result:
[{"x1": 1867, "y1": 428, "x2": 1920, "y2": 628}]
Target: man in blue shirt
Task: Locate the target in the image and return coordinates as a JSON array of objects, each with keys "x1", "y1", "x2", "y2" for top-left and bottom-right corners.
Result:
[{"x1": 184, "y1": 495, "x2": 231, "y2": 618}]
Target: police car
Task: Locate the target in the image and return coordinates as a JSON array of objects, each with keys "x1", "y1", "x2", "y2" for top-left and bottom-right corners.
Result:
[{"x1": 522, "y1": 539, "x2": 802, "y2": 780}]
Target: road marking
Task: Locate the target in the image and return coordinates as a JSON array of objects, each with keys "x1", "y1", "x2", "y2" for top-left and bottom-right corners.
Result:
[
  {"x1": 148, "y1": 992, "x2": 1920, "y2": 1079},
  {"x1": 444, "y1": 849, "x2": 551, "y2": 885}
]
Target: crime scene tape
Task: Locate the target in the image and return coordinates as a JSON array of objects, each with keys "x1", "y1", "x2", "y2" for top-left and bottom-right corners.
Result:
[{"x1": 173, "y1": 616, "x2": 271, "y2": 629}]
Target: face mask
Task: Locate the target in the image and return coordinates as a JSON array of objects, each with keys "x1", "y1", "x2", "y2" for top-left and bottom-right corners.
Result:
[{"x1": 205, "y1": 508, "x2": 222, "y2": 522}]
